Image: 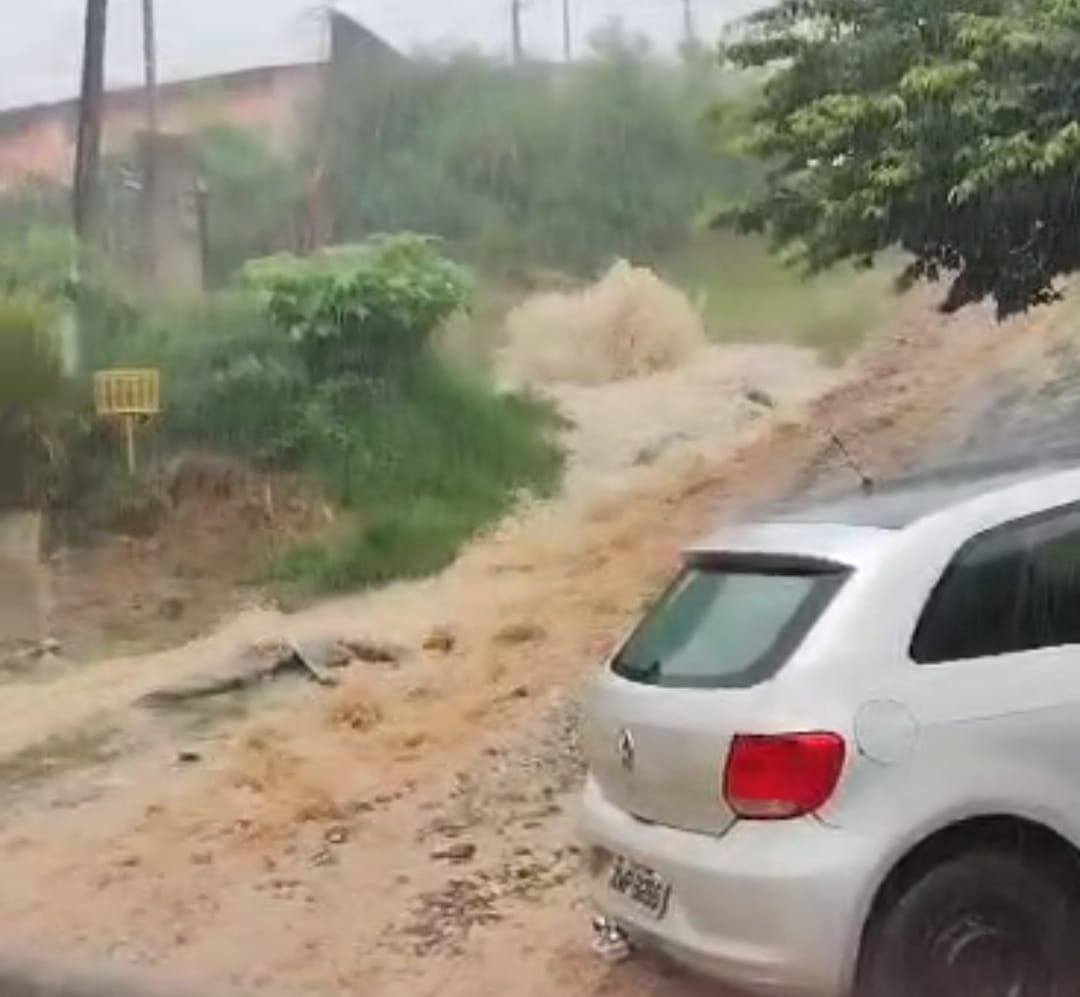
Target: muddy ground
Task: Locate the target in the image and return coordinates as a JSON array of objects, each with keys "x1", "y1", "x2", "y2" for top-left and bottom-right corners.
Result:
[{"x1": 0, "y1": 290, "x2": 1076, "y2": 997}]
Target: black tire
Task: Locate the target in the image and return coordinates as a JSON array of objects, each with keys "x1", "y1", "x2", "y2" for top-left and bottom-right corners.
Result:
[{"x1": 857, "y1": 850, "x2": 1079, "y2": 997}]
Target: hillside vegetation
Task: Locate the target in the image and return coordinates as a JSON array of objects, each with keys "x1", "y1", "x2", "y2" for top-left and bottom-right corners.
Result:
[{"x1": 0, "y1": 34, "x2": 888, "y2": 601}]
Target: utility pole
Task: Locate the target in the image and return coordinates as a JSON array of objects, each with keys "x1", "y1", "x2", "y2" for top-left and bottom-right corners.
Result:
[
  {"x1": 562, "y1": 0, "x2": 572, "y2": 62},
  {"x1": 73, "y1": 0, "x2": 109, "y2": 243},
  {"x1": 511, "y1": 0, "x2": 524, "y2": 65},
  {"x1": 681, "y1": 0, "x2": 697, "y2": 48},
  {"x1": 141, "y1": 0, "x2": 160, "y2": 288},
  {"x1": 141, "y1": 0, "x2": 159, "y2": 140}
]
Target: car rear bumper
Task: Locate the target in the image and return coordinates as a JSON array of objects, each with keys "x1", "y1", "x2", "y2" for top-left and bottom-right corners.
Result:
[{"x1": 579, "y1": 775, "x2": 877, "y2": 997}]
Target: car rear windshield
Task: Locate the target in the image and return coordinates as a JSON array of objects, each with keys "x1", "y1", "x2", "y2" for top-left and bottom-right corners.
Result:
[{"x1": 611, "y1": 558, "x2": 849, "y2": 689}]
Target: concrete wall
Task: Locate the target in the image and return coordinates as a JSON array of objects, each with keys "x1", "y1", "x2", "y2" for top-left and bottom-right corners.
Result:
[
  {"x1": 0, "y1": 62, "x2": 322, "y2": 188},
  {"x1": 0, "y1": 512, "x2": 46, "y2": 649},
  {"x1": 141, "y1": 133, "x2": 204, "y2": 299}
]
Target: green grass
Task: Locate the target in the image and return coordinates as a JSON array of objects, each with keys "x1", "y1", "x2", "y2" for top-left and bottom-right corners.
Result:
[
  {"x1": 656, "y1": 233, "x2": 897, "y2": 364},
  {"x1": 270, "y1": 360, "x2": 563, "y2": 593}
]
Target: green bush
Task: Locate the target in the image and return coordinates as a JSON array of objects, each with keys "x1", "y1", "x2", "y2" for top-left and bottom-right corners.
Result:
[
  {"x1": 270, "y1": 359, "x2": 562, "y2": 592},
  {"x1": 245, "y1": 238, "x2": 560, "y2": 591},
  {"x1": 321, "y1": 35, "x2": 756, "y2": 275},
  {"x1": 0, "y1": 295, "x2": 67, "y2": 508},
  {"x1": 246, "y1": 235, "x2": 472, "y2": 382},
  {"x1": 78, "y1": 260, "x2": 559, "y2": 594},
  {"x1": 98, "y1": 291, "x2": 305, "y2": 461},
  {"x1": 0, "y1": 180, "x2": 68, "y2": 247}
]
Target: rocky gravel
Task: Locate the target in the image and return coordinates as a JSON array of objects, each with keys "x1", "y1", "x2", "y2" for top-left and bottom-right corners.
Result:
[{"x1": 419, "y1": 693, "x2": 585, "y2": 842}]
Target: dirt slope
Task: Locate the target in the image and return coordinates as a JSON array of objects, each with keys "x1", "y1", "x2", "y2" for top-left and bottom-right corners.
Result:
[{"x1": 0, "y1": 290, "x2": 1067, "y2": 997}]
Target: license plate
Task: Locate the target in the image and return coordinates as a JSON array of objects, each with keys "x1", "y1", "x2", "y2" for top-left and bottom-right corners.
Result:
[{"x1": 608, "y1": 855, "x2": 671, "y2": 919}]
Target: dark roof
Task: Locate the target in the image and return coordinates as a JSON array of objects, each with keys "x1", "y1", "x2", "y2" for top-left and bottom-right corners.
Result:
[
  {"x1": 329, "y1": 10, "x2": 403, "y2": 66},
  {"x1": 774, "y1": 443, "x2": 1080, "y2": 530}
]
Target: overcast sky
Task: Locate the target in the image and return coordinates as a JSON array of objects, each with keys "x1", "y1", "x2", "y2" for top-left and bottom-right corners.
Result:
[{"x1": 0, "y1": 0, "x2": 764, "y2": 110}]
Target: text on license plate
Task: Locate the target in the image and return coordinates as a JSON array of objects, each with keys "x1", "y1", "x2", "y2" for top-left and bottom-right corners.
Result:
[{"x1": 608, "y1": 855, "x2": 671, "y2": 918}]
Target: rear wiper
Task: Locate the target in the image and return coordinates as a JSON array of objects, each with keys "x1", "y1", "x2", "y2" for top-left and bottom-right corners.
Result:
[
  {"x1": 627, "y1": 659, "x2": 662, "y2": 684},
  {"x1": 613, "y1": 655, "x2": 663, "y2": 684}
]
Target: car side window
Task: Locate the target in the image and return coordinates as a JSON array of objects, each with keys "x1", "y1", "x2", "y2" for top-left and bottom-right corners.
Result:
[{"x1": 912, "y1": 505, "x2": 1080, "y2": 664}]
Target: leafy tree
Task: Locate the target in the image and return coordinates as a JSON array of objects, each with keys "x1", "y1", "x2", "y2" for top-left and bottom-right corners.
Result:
[
  {"x1": 321, "y1": 36, "x2": 752, "y2": 273},
  {"x1": 722, "y1": 0, "x2": 1080, "y2": 316}
]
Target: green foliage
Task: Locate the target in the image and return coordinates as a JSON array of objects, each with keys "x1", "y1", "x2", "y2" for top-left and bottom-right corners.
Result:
[
  {"x1": 0, "y1": 179, "x2": 68, "y2": 243},
  {"x1": 246, "y1": 236, "x2": 472, "y2": 381},
  {"x1": 0, "y1": 226, "x2": 77, "y2": 301},
  {"x1": 99, "y1": 291, "x2": 305, "y2": 460},
  {"x1": 322, "y1": 34, "x2": 755, "y2": 273},
  {"x1": 0, "y1": 223, "x2": 145, "y2": 377},
  {"x1": 271, "y1": 360, "x2": 562, "y2": 591},
  {"x1": 0, "y1": 296, "x2": 67, "y2": 508},
  {"x1": 721, "y1": 0, "x2": 1080, "y2": 317},
  {"x1": 82, "y1": 265, "x2": 559, "y2": 594}
]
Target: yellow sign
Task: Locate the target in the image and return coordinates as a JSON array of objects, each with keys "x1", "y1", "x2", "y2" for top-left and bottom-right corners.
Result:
[
  {"x1": 93, "y1": 369, "x2": 161, "y2": 418},
  {"x1": 93, "y1": 369, "x2": 162, "y2": 474}
]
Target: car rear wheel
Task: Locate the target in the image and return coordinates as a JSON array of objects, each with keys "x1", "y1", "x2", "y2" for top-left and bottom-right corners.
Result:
[{"x1": 857, "y1": 850, "x2": 1079, "y2": 997}]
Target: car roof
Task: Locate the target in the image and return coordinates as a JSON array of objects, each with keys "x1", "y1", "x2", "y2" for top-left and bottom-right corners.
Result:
[
  {"x1": 776, "y1": 445, "x2": 1080, "y2": 530},
  {"x1": 775, "y1": 468, "x2": 1042, "y2": 529},
  {"x1": 689, "y1": 446, "x2": 1080, "y2": 568}
]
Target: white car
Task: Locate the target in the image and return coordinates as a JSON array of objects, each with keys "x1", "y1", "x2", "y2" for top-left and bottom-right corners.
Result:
[{"x1": 581, "y1": 458, "x2": 1080, "y2": 997}]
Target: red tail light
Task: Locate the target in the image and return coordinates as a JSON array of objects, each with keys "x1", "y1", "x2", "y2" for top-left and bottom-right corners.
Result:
[{"x1": 723, "y1": 732, "x2": 846, "y2": 820}]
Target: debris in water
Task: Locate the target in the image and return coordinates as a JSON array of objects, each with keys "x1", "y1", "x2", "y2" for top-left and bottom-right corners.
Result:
[
  {"x1": 494, "y1": 621, "x2": 546, "y2": 646},
  {"x1": 139, "y1": 638, "x2": 361, "y2": 706},
  {"x1": 285, "y1": 639, "x2": 338, "y2": 687},
  {"x1": 343, "y1": 636, "x2": 407, "y2": 666},
  {"x1": 324, "y1": 825, "x2": 350, "y2": 846},
  {"x1": 422, "y1": 627, "x2": 457, "y2": 654},
  {"x1": 432, "y1": 842, "x2": 478, "y2": 864}
]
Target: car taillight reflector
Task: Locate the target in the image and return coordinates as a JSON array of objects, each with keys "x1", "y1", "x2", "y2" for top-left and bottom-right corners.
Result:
[{"x1": 723, "y1": 732, "x2": 846, "y2": 820}]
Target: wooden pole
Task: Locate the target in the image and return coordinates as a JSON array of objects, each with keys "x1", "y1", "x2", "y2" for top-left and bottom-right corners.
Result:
[
  {"x1": 73, "y1": 0, "x2": 109, "y2": 243},
  {"x1": 682, "y1": 0, "x2": 697, "y2": 48},
  {"x1": 141, "y1": 0, "x2": 161, "y2": 287},
  {"x1": 511, "y1": 0, "x2": 524, "y2": 65},
  {"x1": 141, "y1": 0, "x2": 159, "y2": 141},
  {"x1": 124, "y1": 416, "x2": 137, "y2": 476},
  {"x1": 562, "y1": 0, "x2": 572, "y2": 62}
]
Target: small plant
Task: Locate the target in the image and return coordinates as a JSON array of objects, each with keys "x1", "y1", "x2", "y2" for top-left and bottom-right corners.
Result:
[{"x1": 246, "y1": 235, "x2": 473, "y2": 382}]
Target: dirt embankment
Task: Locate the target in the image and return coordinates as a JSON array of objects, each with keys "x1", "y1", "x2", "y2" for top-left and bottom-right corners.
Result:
[
  {"x1": 0, "y1": 288, "x2": 1070, "y2": 997},
  {"x1": 47, "y1": 456, "x2": 331, "y2": 663}
]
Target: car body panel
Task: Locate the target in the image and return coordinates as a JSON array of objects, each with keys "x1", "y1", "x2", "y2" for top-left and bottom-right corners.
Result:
[{"x1": 579, "y1": 464, "x2": 1080, "y2": 996}]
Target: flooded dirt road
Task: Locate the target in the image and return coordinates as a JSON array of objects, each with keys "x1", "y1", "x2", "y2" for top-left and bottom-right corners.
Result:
[{"x1": 0, "y1": 292, "x2": 1071, "y2": 997}]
